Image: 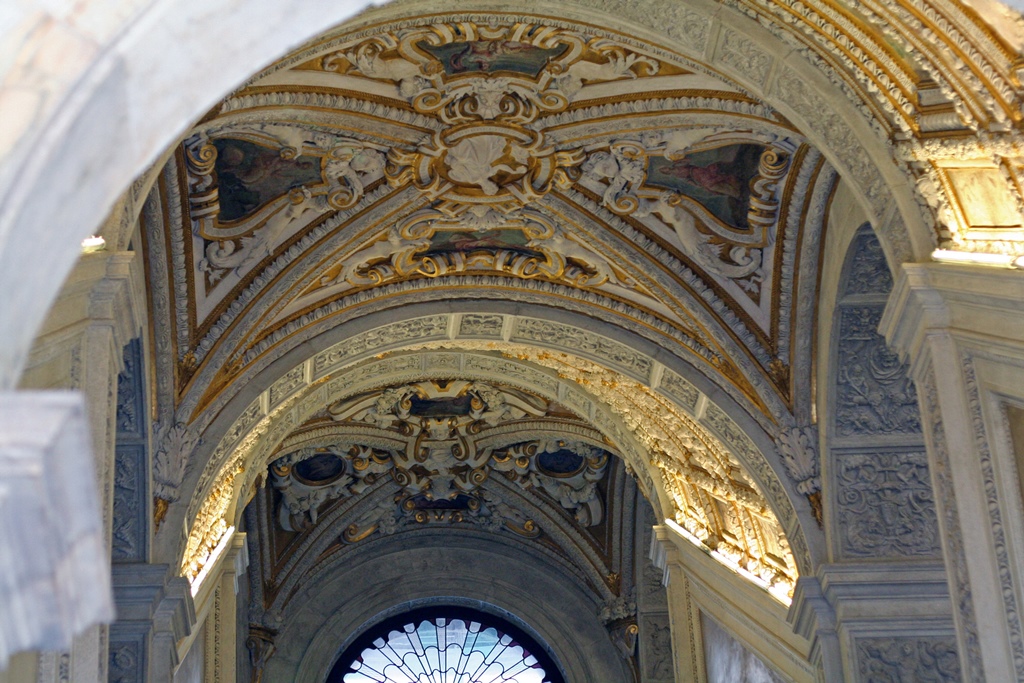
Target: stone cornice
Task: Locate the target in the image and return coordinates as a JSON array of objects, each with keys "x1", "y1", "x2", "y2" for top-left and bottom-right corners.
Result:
[{"x1": 882, "y1": 262, "x2": 1024, "y2": 374}]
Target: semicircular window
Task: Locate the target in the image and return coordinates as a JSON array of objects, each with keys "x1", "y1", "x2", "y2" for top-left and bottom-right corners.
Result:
[{"x1": 330, "y1": 607, "x2": 565, "y2": 683}]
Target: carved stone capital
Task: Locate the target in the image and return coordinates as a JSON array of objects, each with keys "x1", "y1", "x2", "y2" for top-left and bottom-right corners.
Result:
[{"x1": 882, "y1": 262, "x2": 1024, "y2": 374}]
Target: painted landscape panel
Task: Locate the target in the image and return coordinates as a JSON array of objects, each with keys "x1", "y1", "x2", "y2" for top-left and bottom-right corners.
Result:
[{"x1": 426, "y1": 228, "x2": 535, "y2": 255}]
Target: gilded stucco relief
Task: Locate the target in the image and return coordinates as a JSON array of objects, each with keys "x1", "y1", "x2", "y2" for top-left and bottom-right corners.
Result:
[
  {"x1": 149, "y1": 12, "x2": 835, "y2": 616},
  {"x1": 149, "y1": 17, "x2": 833, "y2": 422}
]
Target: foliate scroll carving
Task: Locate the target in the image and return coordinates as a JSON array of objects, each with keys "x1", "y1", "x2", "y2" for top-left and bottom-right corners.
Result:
[
  {"x1": 776, "y1": 424, "x2": 822, "y2": 524},
  {"x1": 315, "y1": 207, "x2": 637, "y2": 295},
  {"x1": 856, "y1": 637, "x2": 961, "y2": 682},
  {"x1": 776, "y1": 425, "x2": 819, "y2": 495},
  {"x1": 836, "y1": 450, "x2": 941, "y2": 558},
  {"x1": 328, "y1": 23, "x2": 659, "y2": 121},
  {"x1": 385, "y1": 127, "x2": 584, "y2": 215},
  {"x1": 153, "y1": 422, "x2": 203, "y2": 527},
  {"x1": 835, "y1": 307, "x2": 921, "y2": 437},
  {"x1": 492, "y1": 439, "x2": 610, "y2": 526},
  {"x1": 334, "y1": 22, "x2": 658, "y2": 219}
]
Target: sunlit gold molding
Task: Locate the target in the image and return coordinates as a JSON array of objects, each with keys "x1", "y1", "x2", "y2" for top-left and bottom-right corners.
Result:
[
  {"x1": 456, "y1": 342, "x2": 799, "y2": 598},
  {"x1": 181, "y1": 346, "x2": 798, "y2": 600}
]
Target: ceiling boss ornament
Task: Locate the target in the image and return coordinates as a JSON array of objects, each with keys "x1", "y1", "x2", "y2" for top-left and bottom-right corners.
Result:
[
  {"x1": 332, "y1": 22, "x2": 659, "y2": 216},
  {"x1": 265, "y1": 380, "x2": 611, "y2": 539}
]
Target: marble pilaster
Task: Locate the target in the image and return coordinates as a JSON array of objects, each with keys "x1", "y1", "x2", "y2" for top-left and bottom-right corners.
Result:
[
  {"x1": 882, "y1": 262, "x2": 1024, "y2": 683},
  {"x1": 17, "y1": 250, "x2": 144, "y2": 682},
  {"x1": 109, "y1": 564, "x2": 194, "y2": 682}
]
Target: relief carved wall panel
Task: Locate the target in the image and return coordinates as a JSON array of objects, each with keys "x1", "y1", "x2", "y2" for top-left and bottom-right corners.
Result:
[
  {"x1": 112, "y1": 339, "x2": 149, "y2": 563},
  {"x1": 855, "y1": 637, "x2": 961, "y2": 683},
  {"x1": 835, "y1": 306, "x2": 921, "y2": 438},
  {"x1": 830, "y1": 229, "x2": 940, "y2": 561},
  {"x1": 835, "y1": 450, "x2": 940, "y2": 558}
]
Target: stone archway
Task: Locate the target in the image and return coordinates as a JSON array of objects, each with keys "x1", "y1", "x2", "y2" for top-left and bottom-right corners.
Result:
[{"x1": 180, "y1": 339, "x2": 810, "y2": 601}]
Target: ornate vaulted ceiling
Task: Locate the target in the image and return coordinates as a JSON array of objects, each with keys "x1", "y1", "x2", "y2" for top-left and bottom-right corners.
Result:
[
  {"x1": 145, "y1": 12, "x2": 835, "y2": 606},
  {"x1": 247, "y1": 378, "x2": 643, "y2": 622},
  {"x1": 144, "y1": 15, "x2": 834, "y2": 425}
]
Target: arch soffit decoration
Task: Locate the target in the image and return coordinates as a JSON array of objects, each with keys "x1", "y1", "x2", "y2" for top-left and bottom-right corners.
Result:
[
  {"x1": 226, "y1": 0, "x2": 1024, "y2": 262},
  {"x1": 142, "y1": 0, "x2": 1024, "y2": 610},
  {"x1": 139, "y1": 0, "x2": 1024, "y2": 444},
  {"x1": 2, "y1": 0, "x2": 1020, "y2": 400},
  {"x1": 150, "y1": 8, "x2": 838, "y2": 431},
  {"x1": 252, "y1": 453, "x2": 637, "y2": 623},
  {"x1": 178, "y1": 314, "x2": 811, "y2": 605},
  {"x1": 149, "y1": 13, "x2": 839, "y2": 593}
]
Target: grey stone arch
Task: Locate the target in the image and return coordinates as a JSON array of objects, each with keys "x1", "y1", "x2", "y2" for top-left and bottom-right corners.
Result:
[
  {"x1": 823, "y1": 224, "x2": 959, "y2": 681},
  {"x1": 242, "y1": 449, "x2": 646, "y2": 680},
  {"x1": 164, "y1": 300, "x2": 823, "y2": 579},
  {"x1": 261, "y1": 530, "x2": 633, "y2": 683}
]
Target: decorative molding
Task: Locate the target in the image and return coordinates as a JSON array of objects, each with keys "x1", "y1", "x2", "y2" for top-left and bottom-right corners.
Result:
[
  {"x1": 961, "y1": 351, "x2": 1024, "y2": 678},
  {"x1": 917, "y1": 368, "x2": 984, "y2": 681}
]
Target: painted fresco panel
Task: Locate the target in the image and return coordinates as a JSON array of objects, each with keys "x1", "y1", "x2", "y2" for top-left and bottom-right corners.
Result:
[
  {"x1": 422, "y1": 40, "x2": 567, "y2": 76},
  {"x1": 646, "y1": 143, "x2": 764, "y2": 230},
  {"x1": 213, "y1": 139, "x2": 322, "y2": 221}
]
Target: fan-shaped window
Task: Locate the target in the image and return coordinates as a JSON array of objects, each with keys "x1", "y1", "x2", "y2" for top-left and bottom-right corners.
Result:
[{"x1": 328, "y1": 606, "x2": 565, "y2": 683}]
